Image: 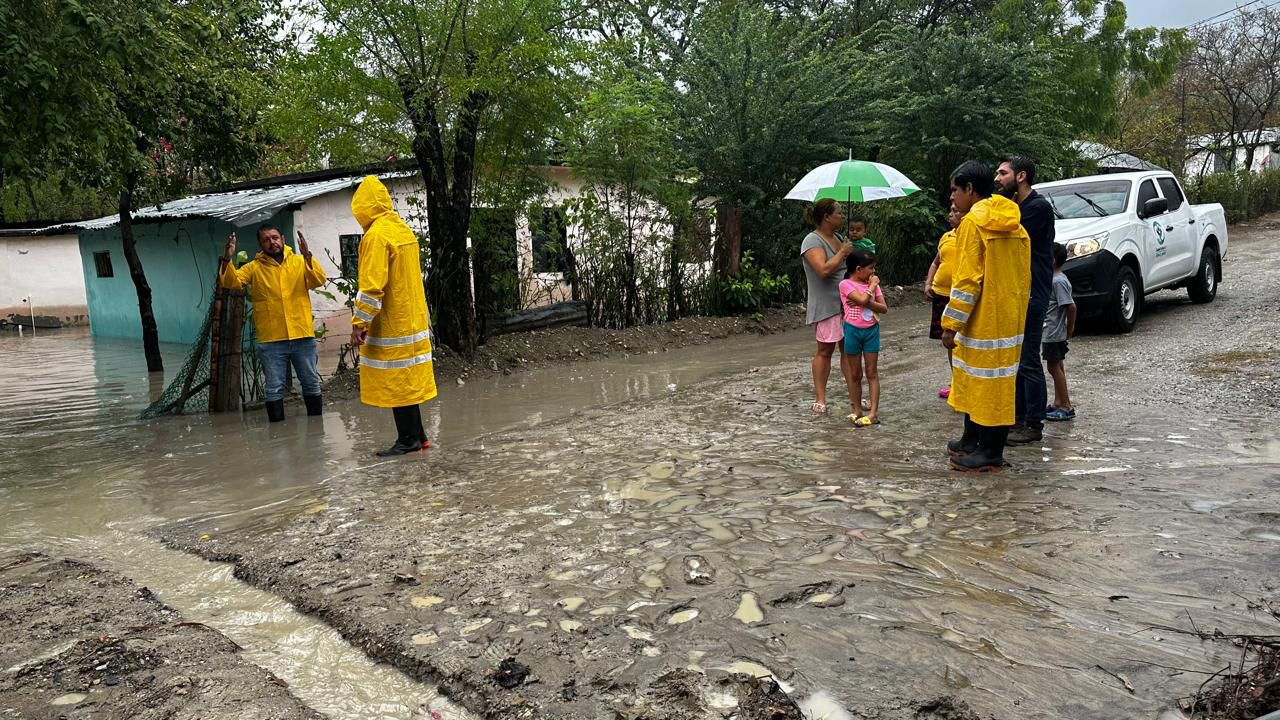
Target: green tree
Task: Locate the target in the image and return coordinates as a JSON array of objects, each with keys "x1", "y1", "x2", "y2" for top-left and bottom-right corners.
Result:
[
  {"x1": 1, "y1": 0, "x2": 277, "y2": 371},
  {"x1": 568, "y1": 51, "x2": 691, "y2": 326},
  {"x1": 670, "y1": 0, "x2": 868, "y2": 277},
  {"x1": 274, "y1": 0, "x2": 581, "y2": 356}
]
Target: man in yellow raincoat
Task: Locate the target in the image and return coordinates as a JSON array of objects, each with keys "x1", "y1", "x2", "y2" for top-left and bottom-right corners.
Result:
[
  {"x1": 940, "y1": 161, "x2": 1031, "y2": 472},
  {"x1": 221, "y1": 226, "x2": 326, "y2": 422},
  {"x1": 348, "y1": 175, "x2": 438, "y2": 456}
]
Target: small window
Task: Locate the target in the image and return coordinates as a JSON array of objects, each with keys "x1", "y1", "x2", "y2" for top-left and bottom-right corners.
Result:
[
  {"x1": 93, "y1": 251, "x2": 113, "y2": 278},
  {"x1": 1157, "y1": 177, "x2": 1185, "y2": 212},
  {"x1": 338, "y1": 234, "x2": 361, "y2": 278},
  {"x1": 530, "y1": 208, "x2": 567, "y2": 274},
  {"x1": 1137, "y1": 180, "x2": 1159, "y2": 212}
]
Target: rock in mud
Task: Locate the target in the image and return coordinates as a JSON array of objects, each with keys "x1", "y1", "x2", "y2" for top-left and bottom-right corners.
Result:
[
  {"x1": 737, "y1": 676, "x2": 803, "y2": 720},
  {"x1": 0, "y1": 552, "x2": 322, "y2": 720},
  {"x1": 769, "y1": 580, "x2": 847, "y2": 608},
  {"x1": 493, "y1": 657, "x2": 531, "y2": 689},
  {"x1": 682, "y1": 554, "x2": 715, "y2": 585}
]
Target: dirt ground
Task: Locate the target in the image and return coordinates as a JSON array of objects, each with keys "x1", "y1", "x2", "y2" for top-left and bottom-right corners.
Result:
[
  {"x1": 0, "y1": 553, "x2": 321, "y2": 720},
  {"x1": 150, "y1": 220, "x2": 1280, "y2": 719}
]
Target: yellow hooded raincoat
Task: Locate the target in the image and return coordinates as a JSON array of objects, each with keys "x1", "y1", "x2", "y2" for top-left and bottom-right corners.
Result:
[
  {"x1": 219, "y1": 245, "x2": 326, "y2": 343},
  {"x1": 350, "y1": 176, "x2": 437, "y2": 408},
  {"x1": 941, "y1": 195, "x2": 1031, "y2": 428}
]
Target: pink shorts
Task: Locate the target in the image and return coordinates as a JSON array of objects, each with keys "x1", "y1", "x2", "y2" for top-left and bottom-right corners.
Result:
[{"x1": 814, "y1": 314, "x2": 843, "y2": 344}]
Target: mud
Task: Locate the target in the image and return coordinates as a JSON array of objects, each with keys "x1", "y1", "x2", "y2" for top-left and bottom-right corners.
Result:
[{"x1": 0, "y1": 553, "x2": 321, "y2": 719}]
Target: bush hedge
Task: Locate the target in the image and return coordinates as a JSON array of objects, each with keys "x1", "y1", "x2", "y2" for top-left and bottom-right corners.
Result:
[{"x1": 1185, "y1": 168, "x2": 1280, "y2": 224}]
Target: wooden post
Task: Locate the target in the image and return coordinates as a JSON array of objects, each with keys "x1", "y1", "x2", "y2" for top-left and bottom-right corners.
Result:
[{"x1": 210, "y1": 290, "x2": 245, "y2": 412}]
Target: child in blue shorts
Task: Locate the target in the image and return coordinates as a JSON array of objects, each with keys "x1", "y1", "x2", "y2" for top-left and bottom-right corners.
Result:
[
  {"x1": 1043, "y1": 243, "x2": 1076, "y2": 420},
  {"x1": 839, "y1": 249, "x2": 888, "y2": 426}
]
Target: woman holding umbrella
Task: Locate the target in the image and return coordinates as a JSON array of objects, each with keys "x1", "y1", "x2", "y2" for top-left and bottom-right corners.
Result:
[
  {"x1": 790, "y1": 157, "x2": 920, "y2": 415},
  {"x1": 800, "y1": 198, "x2": 853, "y2": 414}
]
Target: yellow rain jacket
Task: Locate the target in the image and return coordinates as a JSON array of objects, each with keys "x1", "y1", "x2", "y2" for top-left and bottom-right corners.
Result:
[
  {"x1": 931, "y1": 229, "x2": 957, "y2": 296},
  {"x1": 942, "y1": 195, "x2": 1031, "y2": 427},
  {"x1": 350, "y1": 176, "x2": 437, "y2": 408},
  {"x1": 219, "y1": 246, "x2": 326, "y2": 343}
]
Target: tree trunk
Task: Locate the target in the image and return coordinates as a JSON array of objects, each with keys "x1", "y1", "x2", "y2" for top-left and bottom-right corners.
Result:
[
  {"x1": 714, "y1": 203, "x2": 742, "y2": 279},
  {"x1": 666, "y1": 217, "x2": 683, "y2": 322},
  {"x1": 119, "y1": 175, "x2": 164, "y2": 373},
  {"x1": 400, "y1": 75, "x2": 481, "y2": 358}
]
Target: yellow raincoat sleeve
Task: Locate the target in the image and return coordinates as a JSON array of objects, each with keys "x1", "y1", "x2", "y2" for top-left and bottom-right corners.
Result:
[
  {"x1": 352, "y1": 233, "x2": 389, "y2": 331},
  {"x1": 303, "y1": 255, "x2": 326, "y2": 290},
  {"x1": 941, "y1": 219, "x2": 984, "y2": 333},
  {"x1": 219, "y1": 259, "x2": 254, "y2": 290}
]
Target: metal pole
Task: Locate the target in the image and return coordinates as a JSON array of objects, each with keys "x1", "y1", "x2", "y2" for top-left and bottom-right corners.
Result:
[{"x1": 27, "y1": 295, "x2": 34, "y2": 336}]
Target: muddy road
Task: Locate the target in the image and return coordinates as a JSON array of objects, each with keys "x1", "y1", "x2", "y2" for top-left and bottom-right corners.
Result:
[
  {"x1": 145, "y1": 220, "x2": 1280, "y2": 719},
  {"x1": 1, "y1": 216, "x2": 1277, "y2": 719}
]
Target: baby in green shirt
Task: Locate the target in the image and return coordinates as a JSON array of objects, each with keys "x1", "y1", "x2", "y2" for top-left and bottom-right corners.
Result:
[{"x1": 847, "y1": 216, "x2": 876, "y2": 253}]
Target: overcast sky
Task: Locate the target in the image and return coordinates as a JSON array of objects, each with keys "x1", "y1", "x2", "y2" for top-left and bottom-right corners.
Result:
[{"x1": 1124, "y1": 0, "x2": 1253, "y2": 28}]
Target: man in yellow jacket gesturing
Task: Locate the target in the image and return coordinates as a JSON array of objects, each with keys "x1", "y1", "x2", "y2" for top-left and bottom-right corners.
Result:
[
  {"x1": 940, "y1": 161, "x2": 1031, "y2": 472},
  {"x1": 221, "y1": 226, "x2": 327, "y2": 422},
  {"x1": 348, "y1": 176, "x2": 438, "y2": 456}
]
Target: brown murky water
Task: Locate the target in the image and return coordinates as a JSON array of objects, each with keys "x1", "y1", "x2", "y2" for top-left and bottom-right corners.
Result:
[{"x1": 0, "y1": 325, "x2": 823, "y2": 719}]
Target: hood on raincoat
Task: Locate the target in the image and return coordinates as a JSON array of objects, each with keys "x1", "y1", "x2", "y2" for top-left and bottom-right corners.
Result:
[
  {"x1": 352, "y1": 175, "x2": 393, "y2": 230},
  {"x1": 968, "y1": 194, "x2": 1022, "y2": 233}
]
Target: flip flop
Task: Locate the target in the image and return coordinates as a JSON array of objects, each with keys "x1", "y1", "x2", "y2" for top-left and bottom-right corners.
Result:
[
  {"x1": 853, "y1": 416, "x2": 880, "y2": 427},
  {"x1": 846, "y1": 412, "x2": 863, "y2": 424},
  {"x1": 811, "y1": 402, "x2": 828, "y2": 415}
]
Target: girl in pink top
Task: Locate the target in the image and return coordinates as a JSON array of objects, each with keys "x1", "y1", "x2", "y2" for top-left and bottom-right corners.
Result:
[{"x1": 839, "y1": 250, "x2": 889, "y2": 426}]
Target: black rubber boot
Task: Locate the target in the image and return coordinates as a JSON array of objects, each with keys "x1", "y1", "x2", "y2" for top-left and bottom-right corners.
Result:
[
  {"x1": 265, "y1": 399, "x2": 286, "y2": 423},
  {"x1": 375, "y1": 405, "x2": 431, "y2": 456},
  {"x1": 950, "y1": 425, "x2": 1009, "y2": 472},
  {"x1": 303, "y1": 394, "x2": 323, "y2": 416},
  {"x1": 947, "y1": 415, "x2": 980, "y2": 457}
]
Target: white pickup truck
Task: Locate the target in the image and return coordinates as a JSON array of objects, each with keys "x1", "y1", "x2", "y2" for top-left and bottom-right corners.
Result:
[{"x1": 1034, "y1": 171, "x2": 1228, "y2": 333}]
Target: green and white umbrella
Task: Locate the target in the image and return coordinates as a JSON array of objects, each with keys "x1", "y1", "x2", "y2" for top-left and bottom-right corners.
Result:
[{"x1": 785, "y1": 158, "x2": 920, "y2": 203}]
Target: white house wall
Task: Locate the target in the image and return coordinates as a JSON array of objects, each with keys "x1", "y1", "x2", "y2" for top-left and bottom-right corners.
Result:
[
  {"x1": 1185, "y1": 142, "x2": 1279, "y2": 177},
  {"x1": 0, "y1": 233, "x2": 89, "y2": 325}
]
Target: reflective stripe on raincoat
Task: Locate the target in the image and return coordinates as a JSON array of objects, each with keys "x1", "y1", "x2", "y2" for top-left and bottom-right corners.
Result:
[
  {"x1": 351, "y1": 176, "x2": 437, "y2": 408},
  {"x1": 219, "y1": 246, "x2": 326, "y2": 343},
  {"x1": 942, "y1": 195, "x2": 1031, "y2": 427}
]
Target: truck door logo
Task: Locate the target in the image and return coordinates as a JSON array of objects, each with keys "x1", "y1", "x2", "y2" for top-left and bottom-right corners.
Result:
[{"x1": 1152, "y1": 220, "x2": 1167, "y2": 256}]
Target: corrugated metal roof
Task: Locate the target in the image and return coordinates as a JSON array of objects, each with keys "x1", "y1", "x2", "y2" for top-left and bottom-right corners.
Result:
[
  {"x1": 1073, "y1": 141, "x2": 1163, "y2": 172},
  {"x1": 28, "y1": 171, "x2": 414, "y2": 236}
]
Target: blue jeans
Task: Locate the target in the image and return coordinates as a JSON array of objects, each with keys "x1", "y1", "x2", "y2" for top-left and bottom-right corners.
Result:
[
  {"x1": 259, "y1": 338, "x2": 321, "y2": 402},
  {"x1": 1016, "y1": 298, "x2": 1048, "y2": 428}
]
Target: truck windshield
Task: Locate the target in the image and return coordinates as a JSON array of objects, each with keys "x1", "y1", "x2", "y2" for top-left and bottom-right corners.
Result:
[{"x1": 1039, "y1": 180, "x2": 1131, "y2": 219}]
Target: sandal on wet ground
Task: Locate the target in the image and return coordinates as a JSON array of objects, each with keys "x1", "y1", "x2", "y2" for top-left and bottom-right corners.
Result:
[
  {"x1": 811, "y1": 402, "x2": 828, "y2": 415},
  {"x1": 1046, "y1": 407, "x2": 1076, "y2": 421},
  {"x1": 853, "y1": 416, "x2": 880, "y2": 427}
]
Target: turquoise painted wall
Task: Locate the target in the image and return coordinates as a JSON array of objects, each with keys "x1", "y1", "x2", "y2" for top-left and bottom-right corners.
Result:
[{"x1": 80, "y1": 212, "x2": 295, "y2": 344}]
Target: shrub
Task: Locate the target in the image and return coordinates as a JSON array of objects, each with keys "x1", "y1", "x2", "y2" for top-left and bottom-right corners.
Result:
[
  {"x1": 712, "y1": 251, "x2": 791, "y2": 314},
  {"x1": 1185, "y1": 169, "x2": 1280, "y2": 223}
]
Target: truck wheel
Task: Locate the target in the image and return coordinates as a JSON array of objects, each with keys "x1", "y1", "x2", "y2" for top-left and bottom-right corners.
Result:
[
  {"x1": 1188, "y1": 246, "x2": 1219, "y2": 304},
  {"x1": 1109, "y1": 265, "x2": 1140, "y2": 334}
]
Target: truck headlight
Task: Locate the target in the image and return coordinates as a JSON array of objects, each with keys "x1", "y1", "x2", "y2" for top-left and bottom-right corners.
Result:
[{"x1": 1065, "y1": 233, "x2": 1105, "y2": 260}]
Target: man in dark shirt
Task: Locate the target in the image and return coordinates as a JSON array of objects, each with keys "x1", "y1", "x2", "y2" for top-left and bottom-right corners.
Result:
[{"x1": 996, "y1": 157, "x2": 1056, "y2": 444}]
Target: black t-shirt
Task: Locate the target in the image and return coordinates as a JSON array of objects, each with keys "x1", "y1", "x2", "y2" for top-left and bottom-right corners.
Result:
[{"x1": 1019, "y1": 190, "x2": 1056, "y2": 305}]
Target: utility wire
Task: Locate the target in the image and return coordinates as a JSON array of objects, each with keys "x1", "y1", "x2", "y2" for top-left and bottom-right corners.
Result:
[{"x1": 1185, "y1": 0, "x2": 1276, "y2": 29}]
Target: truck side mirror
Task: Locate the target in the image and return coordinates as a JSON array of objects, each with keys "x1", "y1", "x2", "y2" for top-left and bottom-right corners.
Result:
[{"x1": 1140, "y1": 197, "x2": 1168, "y2": 219}]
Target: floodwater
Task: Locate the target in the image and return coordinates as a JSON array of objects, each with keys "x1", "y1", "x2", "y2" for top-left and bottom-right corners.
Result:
[
  {"x1": 2, "y1": 285, "x2": 1279, "y2": 719},
  {"x1": 0, "y1": 324, "x2": 826, "y2": 719}
]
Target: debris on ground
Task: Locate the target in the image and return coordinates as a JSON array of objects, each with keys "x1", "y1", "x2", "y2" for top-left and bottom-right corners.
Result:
[{"x1": 1180, "y1": 625, "x2": 1280, "y2": 720}]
